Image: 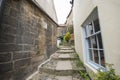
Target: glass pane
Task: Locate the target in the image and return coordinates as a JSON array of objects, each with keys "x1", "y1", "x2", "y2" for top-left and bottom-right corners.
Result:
[
  {"x1": 94, "y1": 50, "x2": 99, "y2": 64},
  {"x1": 100, "y1": 50, "x2": 105, "y2": 67},
  {"x1": 89, "y1": 49, "x2": 93, "y2": 61},
  {"x1": 97, "y1": 33, "x2": 103, "y2": 49},
  {"x1": 88, "y1": 23, "x2": 94, "y2": 35},
  {"x1": 93, "y1": 18, "x2": 100, "y2": 32},
  {"x1": 85, "y1": 23, "x2": 94, "y2": 36},
  {"x1": 88, "y1": 37, "x2": 92, "y2": 48},
  {"x1": 91, "y1": 36, "x2": 98, "y2": 48}
]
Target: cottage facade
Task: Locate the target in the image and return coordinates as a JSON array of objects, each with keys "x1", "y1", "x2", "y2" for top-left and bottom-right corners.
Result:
[{"x1": 73, "y1": 0, "x2": 120, "y2": 77}]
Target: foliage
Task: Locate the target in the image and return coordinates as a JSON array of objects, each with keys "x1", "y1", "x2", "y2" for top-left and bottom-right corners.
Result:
[
  {"x1": 74, "y1": 54, "x2": 120, "y2": 80},
  {"x1": 64, "y1": 32, "x2": 71, "y2": 42},
  {"x1": 79, "y1": 71, "x2": 90, "y2": 80},
  {"x1": 94, "y1": 63, "x2": 120, "y2": 80},
  {"x1": 74, "y1": 53, "x2": 90, "y2": 80},
  {"x1": 74, "y1": 53, "x2": 83, "y2": 67}
]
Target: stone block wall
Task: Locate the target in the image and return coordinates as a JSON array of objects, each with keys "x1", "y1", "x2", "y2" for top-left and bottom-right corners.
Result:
[{"x1": 0, "y1": 0, "x2": 57, "y2": 80}]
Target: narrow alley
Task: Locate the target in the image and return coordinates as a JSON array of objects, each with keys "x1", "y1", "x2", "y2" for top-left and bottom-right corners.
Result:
[{"x1": 0, "y1": 0, "x2": 120, "y2": 80}]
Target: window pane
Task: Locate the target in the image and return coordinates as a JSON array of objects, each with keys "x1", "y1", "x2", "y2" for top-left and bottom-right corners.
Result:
[
  {"x1": 88, "y1": 23, "x2": 94, "y2": 35},
  {"x1": 93, "y1": 18, "x2": 100, "y2": 32},
  {"x1": 88, "y1": 37, "x2": 92, "y2": 48},
  {"x1": 97, "y1": 33, "x2": 103, "y2": 49},
  {"x1": 89, "y1": 49, "x2": 93, "y2": 61},
  {"x1": 100, "y1": 50, "x2": 105, "y2": 67},
  {"x1": 94, "y1": 50, "x2": 99, "y2": 64},
  {"x1": 91, "y1": 36, "x2": 98, "y2": 48},
  {"x1": 85, "y1": 23, "x2": 94, "y2": 36}
]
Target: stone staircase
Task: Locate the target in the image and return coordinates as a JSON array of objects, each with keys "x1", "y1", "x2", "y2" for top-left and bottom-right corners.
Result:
[{"x1": 27, "y1": 46, "x2": 85, "y2": 80}]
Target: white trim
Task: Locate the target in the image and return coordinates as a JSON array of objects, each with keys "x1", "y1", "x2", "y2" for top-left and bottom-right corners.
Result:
[
  {"x1": 86, "y1": 31, "x2": 101, "y2": 38},
  {"x1": 83, "y1": 17, "x2": 105, "y2": 70},
  {"x1": 84, "y1": 62, "x2": 98, "y2": 73},
  {"x1": 81, "y1": 26, "x2": 88, "y2": 63}
]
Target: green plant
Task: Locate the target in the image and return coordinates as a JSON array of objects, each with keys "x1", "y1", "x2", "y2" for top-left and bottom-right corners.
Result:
[
  {"x1": 74, "y1": 53, "x2": 90, "y2": 80},
  {"x1": 79, "y1": 71, "x2": 90, "y2": 80},
  {"x1": 74, "y1": 53, "x2": 83, "y2": 67},
  {"x1": 64, "y1": 32, "x2": 71, "y2": 42},
  {"x1": 95, "y1": 63, "x2": 120, "y2": 80}
]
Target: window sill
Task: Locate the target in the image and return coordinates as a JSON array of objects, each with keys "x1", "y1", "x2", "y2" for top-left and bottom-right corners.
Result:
[{"x1": 84, "y1": 61, "x2": 106, "y2": 73}]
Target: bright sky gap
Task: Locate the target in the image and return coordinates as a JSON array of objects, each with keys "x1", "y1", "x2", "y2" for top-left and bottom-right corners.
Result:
[{"x1": 54, "y1": 0, "x2": 72, "y2": 24}]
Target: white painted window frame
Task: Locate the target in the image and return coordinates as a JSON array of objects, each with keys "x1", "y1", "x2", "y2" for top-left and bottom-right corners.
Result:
[{"x1": 83, "y1": 19, "x2": 105, "y2": 70}]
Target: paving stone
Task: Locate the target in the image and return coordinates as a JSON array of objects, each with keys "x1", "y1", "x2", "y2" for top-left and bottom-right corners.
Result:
[
  {"x1": 55, "y1": 76, "x2": 72, "y2": 80},
  {"x1": 56, "y1": 61, "x2": 72, "y2": 70},
  {"x1": 60, "y1": 48, "x2": 72, "y2": 50},
  {"x1": 46, "y1": 78, "x2": 52, "y2": 80},
  {"x1": 57, "y1": 50, "x2": 74, "y2": 53},
  {"x1": 59, "y1": 54, "x2": 70, "y2": 58}
]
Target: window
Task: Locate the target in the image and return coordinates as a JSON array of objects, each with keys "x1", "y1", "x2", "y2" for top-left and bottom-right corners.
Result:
[{"x1": 84, "y1": 18, "x2": 105, "y2": 67}]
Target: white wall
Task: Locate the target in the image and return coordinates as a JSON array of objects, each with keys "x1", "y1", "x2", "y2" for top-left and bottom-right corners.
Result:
[
  {"x1": 33, "y1": 0, "x2": 58, "y2": 23},
  {"x1": 73, "y1": 0, "x2": 120, "y2": 74},
  {"x1": 96, "y1": 0, "x2": 120, "y2": 74},
  {"x1": 73, "y1": 0, "x2": 95, "y2": 62}
]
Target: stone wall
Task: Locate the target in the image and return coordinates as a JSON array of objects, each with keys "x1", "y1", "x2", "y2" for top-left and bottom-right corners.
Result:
[{"x1": 0, "y1": 0, "x2": 57, "y2": 80}]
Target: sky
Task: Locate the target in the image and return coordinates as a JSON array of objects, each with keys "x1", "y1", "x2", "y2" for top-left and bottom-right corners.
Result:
[{"x1": 54, "y1": 0, "x2": 72, "y2": 24}]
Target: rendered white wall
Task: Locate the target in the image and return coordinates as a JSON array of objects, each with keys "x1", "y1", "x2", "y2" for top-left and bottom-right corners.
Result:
[
  {"x1": 73, "y1": 0, "x2": 120, "y2": 74},
  {"x1": 34, "y1": 0, "x2": 58, "y2": 23}
]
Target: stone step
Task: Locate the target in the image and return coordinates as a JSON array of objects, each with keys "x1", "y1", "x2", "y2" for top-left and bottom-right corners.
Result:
[
  {"x1": 55, "y1": 76, "x2": 72, "y2": 80},
  {"x1": 29, "y1": 72, "x2": 82, "y2": 80},
  {"x1": 56, "y1": 50, "x2": 75, "y2": 53},
  {"x1": 39, "y1": 68, "x2": 77, "y2": 76},
  {"x1": 59, "y1": 47, "x2": 73, "y2": 50},
  {"x1": 27, "y1": 47, "x2": 84, "y2": 80},
  {"x1": 39, "y1": 60, "x2": 85, "y2": 76},
  {"x1": 39, "y1": 66, "x2": 76, "y2": 76},
  {"x1": 26, "y1": 71, "x2": 82, "y2": 80},
  {"x1": 51, "y1": 53, "x2": 78, "y2": 60},
  {"x1": 56, "y1": 61, "x2": 72, "y2": 70},
  {"x1": 37, "y1": 72, "x2": 56, "y2": 80}
]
